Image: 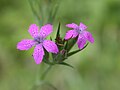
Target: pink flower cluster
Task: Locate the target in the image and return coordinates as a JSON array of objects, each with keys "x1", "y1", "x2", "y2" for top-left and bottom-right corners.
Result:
[{"x1": 17, "y1": 22, "x2": 94, "y2": 64}]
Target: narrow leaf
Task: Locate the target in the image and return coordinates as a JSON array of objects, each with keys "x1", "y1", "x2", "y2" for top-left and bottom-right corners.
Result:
[
  {"x1": 28, "y1": 0, "x2": 42, "y2": 26},
  {"x1": 50, "y1": 37, "x2": 52, "y2": 41},
  {"x1": 55, "y1": 23, "x2": 64, "y2": 50},
  {"x1": 67, "y1": 43, "x2": 89, "y2": 57},
  {"x1": 56, "y1": 22, "x2": 60, "y2": 38},
  {"x1": 58, "y1": 62, "x2": 74, "y2": 68},
  {"x1": 52, "y1": 0, "x2": 61, "y2": 21},
  {"x1": 64, "y1": 40, "x2": 68, "y2": 50},
  {"x1": 65, "y1": 37, "x2": 78, "y2": 52}
]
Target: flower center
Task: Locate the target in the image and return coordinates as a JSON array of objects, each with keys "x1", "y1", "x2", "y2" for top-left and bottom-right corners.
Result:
[
  {"x1": 76, "y1": 27, "x2": 83, "y2": 34},
  {"x1": 34, "y1": 36, "x2": 44, "y2": 44}
]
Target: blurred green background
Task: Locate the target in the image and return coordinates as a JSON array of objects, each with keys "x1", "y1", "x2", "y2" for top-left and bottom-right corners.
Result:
[{"x1": 0, "y1": 0, "x2": 120, "y2": 90}]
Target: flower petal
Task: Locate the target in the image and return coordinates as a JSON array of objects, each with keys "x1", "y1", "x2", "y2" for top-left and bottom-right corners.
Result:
[
  {"x1": 17, "y1": 39, "x2": 34, "y2": 50},
  {"x1": 33, "y1": 44, "x2": 44, "y2": 64},
  {"x1": 77, "y1": 35, "x2": 87, "y2": 49},
  {"x1": 39, "y1": 24, "x2": 53, "y2": 38},
  {"x1": 43, "y1": 40, "x2": 59, "y2": 54},
  {"x1": 28, "y1": 24, "x2": 39, "y2": 38},
  {"x1": 79, "y1": 22, "x2": 87, "y2": 30},
  {"x1": 66, "y1": 23, "x2": 78, "y2": 29},
  {"x1": 83, "y1": 31, "x2": 94, "y2": 43},
  {"x1": 65, "y1": 30, "x2": 78, "y2": 40}
]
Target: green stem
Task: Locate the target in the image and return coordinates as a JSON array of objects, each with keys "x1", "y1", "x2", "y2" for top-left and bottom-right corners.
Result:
[
  {"x1": 28, "y1": 0, "x2": 42, "y2": 26},
  {"x1": 40, "y1": 65, "x2": 53, "y2": 80},
  {"x1": 30, "y1": 65, "x2": 53, "y2": 90}
]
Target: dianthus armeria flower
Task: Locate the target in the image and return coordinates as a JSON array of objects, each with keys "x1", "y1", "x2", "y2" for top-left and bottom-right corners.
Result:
[
  {"x1": 65, "y1": 22, "x2": 94, "y2": 49},
  {"x1": 17, "y1": 24, "x2": 59, "y2": 64}
]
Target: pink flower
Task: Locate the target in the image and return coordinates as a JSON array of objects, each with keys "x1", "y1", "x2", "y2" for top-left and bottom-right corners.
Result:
[
  {"x1": 65, "y1": 22, "x2": 94, "y2": 49},
  {"x1": 17, "y1": 24, "x2": 59, "y2": 64}
]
